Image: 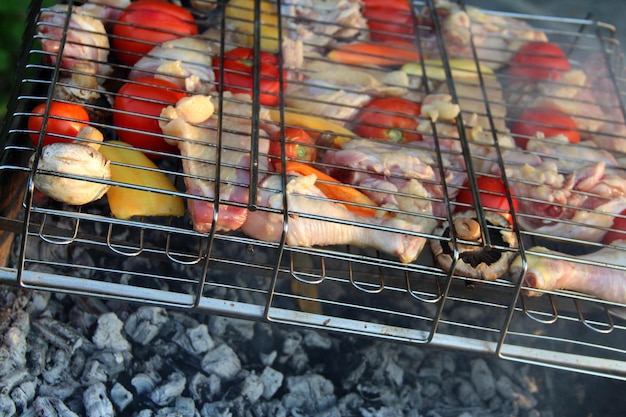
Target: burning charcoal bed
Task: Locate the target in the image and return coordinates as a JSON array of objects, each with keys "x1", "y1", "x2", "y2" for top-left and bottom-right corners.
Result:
[{"x1": 2, "y1": 0, "x2": 626, "y2": 415}]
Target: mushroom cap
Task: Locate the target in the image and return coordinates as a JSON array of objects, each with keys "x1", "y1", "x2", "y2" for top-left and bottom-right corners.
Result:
[
  {"x1": 31, "y1": 142, "x2": 111, "y2": 205},
  {"x1": 429, "y1": 210, "x2": 519, "y2": 281}
]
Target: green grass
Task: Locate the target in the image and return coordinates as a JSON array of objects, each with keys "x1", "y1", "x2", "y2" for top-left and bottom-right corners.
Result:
[{"x1": 0, "y1": 1, "x2": 29, "y2": 124}]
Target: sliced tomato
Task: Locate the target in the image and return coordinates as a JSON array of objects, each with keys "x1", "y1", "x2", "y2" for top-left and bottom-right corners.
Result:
[
  {"x1": 455, "y1": 176, "x2": 518, "y2": 223},
  {"x1": 28, "y1": 101, "x2": 90, "y2": 146},
  {"x1": 213, "y1": 47, "x2": 283, "y2": 107},
  {"x1": 362, "y1": 0, "x2": 411, "y2": 11},
  {"x1": 603, "y1": 209, "x2": 626, "y2": 244},
  {"x1": 508, "y1": 42, "x2": 571, "y2": 82},
  {"x1": 510, "y1": 106, "x2": 580, "y2": 149},
  {"x1": 113, "y1": 77, "x2": 187, "y2": 158},
  {"x1": 363, "y1": 8, "x2": 415, "y2": 43},
  {"x1": 269, "y1": 127, "x2": 317, "y2": 169},
  {"x1": 352, "y1": 97, "x2": 422, "y2": 143},
  {"x1": 112, "y1": 0, "x2": 198, "y2": 66}
]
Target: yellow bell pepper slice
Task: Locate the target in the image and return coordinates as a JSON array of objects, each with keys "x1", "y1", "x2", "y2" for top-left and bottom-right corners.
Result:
[
  {"x1": 268, "y1": 108, "x2": 356, "y2": 148},
  {"x1": 225, "y1": 0, "x2": 280, "y2": 52},
  {"x1": 98, "y1": 141, "x2": 185, "y2": 220},
  {"x1": 402, "y1": 59, "x2": 494, "y2": 81}
]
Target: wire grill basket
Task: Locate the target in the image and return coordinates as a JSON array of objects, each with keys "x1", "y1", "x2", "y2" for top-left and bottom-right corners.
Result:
[{"x1": 2, "y1": 0, "x2": 626, "y2": 379}]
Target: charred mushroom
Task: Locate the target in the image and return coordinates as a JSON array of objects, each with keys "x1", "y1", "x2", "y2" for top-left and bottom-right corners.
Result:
[
  {"x1": 31, "y1": 142, "x2": 111, "y2": 205},
  {"x1": 429, "y1": 210, "x2": 518, "y2": 281},
  {"x1": 52, "y1": 63, "x2": 113, "y2": 124}
]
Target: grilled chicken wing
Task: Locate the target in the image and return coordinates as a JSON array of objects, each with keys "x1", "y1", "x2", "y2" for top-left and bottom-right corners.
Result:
[
  {"x1": 242, "y1": 173, "x2": 427, "y2": 263},
  {"x1": 510, "y1": 244, "x2": 626, "y2": 304}
]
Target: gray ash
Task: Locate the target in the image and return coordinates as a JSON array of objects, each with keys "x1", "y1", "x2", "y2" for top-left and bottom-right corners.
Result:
[{"x1": 1, "y1": 286, "x2": 625, "y2": 417}]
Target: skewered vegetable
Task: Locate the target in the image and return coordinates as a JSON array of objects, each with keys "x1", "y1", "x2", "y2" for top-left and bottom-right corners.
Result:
[
  {"x1": 52, "y1": 63, "x2": 112, "y2": 124},
  {"x1": 508, "y1": 41, "x2": 571, "y2": 81},
  {"x1": 352, "y1": 97, "x2": 423, "y2": 143},
  {"x1": 113, "y1": 77, "x2": 187, "y2": 158},
  {"x1": 98, "y1": 141, "x2": 185, "y2": 220},
  {"x1": 277, "y1": 161, "x2": 380, "y2": 218},
  {"x1": 268, "y1": 128, "x2": 318, "y2": 169},
  {"x1": 224, "y1": 0, "x2": 279, "y2": 52},
  {"x1": 267, "y1": 108, "x2": 356, "y2": 147},
  {"x1": 31, "y1": 142, "x2": 111, "y2": 205},
  {"x1": 213, "y1": 47, "x2": 284, "y2": 107},
  {"x1": 430, "y1": 211, "x2": 518, "y2": 281},
  {"x1": 363, "y1": 6, "x2": 415, "y2": 43},
  {"x1": 327, "y1": 42, "x2": 422, "y2": 67},
  {"x1": 28, "y1": 101, "x2": 90, "y2": 146},
  {"x1": 402, "y1": 59, "x2": 495, "y2": 81},
  {"x1": 455, "y1": 176, "x2": 518, "y2": 223},
  {"x1": 111, "y1": 0, "x2": 198, "y2": 66},
  {"x1": 510, "y1": 106, "x2": 580, "y2": 149}
]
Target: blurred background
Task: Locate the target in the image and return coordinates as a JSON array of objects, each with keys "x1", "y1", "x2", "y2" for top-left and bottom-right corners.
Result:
[{"x1": 0, "y1": 1, "x2": 30, "y2": 124}]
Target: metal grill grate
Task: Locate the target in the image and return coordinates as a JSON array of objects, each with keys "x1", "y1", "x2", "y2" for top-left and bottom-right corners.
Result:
[{"x1": 2, "y1": 0, "x2": 626, "y2": 379}]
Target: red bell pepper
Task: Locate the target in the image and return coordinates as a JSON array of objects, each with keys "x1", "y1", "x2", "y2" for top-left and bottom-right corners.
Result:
[
  {"x1": 352, "y1": 97, "x2": 423, "y2": 143},
  {"x1": 268, "y1": 127, "x2": 317, "y2": 169},
  {"x1": 213, "y1": 47, "x2": 284, "y2": 107}
]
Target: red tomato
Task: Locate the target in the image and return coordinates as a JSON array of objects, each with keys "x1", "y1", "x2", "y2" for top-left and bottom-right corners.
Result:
[
  {"x1": 508, "y1": 42, "x2": 571, "y2": 82},
  {"x1": 113, "y1": 77, "x2": 187, "y2": 157},
  {"x1": 510, "y1": 106, "x2": 580, "y2": 149},
  {"x1": 213, "y1": 47, "x2": 283, "y2": 107},
  {"x1": 352, "y1": 97, "x2": 422, "y2": 143},
  {"x1": 28, "y1": 102, "x2": 90, "y2": 146},
  {"x1": 112, "y1": 0, "x2": 198, "y2": 66},
  {"x1": 268, "y1": 127, "x2": 317, "y2": 169},
  {"x1": 603, "y1": 209, "x2": 626, "y2": 244},
  {"x1": 362, "y1": 0, "x2": 411, "y2": 11},
  {"x1": 455, "y1": 176, "x2": 518, "y2": 223},
  {"x1": 363, "y1": 8, "x2": 415, "y2": 43}
]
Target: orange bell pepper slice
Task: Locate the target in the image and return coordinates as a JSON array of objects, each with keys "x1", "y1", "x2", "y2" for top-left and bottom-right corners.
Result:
[
  {"x1": 278, "y1": 161, "x2": 379, "y2": 218},
  {"x1": 327, "y1": 42, "x2": 422, "y2": 67}
]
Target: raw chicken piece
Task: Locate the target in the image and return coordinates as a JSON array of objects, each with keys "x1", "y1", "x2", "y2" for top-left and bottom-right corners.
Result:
[
  {"x1": 580, "y1": 55, "x2": 626, "y2": 152},
  {"x1": 286, "y1": 80, "x2": 372, "y2": 125},
  {"x1": 284, "y1": 59, "x2": 411, "y2": 123},
  {"x1": 82, "y1": 0, "x2": 131, "y2": 22},
  {"x1": 510, "y1": 244, "x2": 626, "y2": 304},
  {"x1": 475, "y1": 132, "x2": 626, "y2": 243},
  {"x1": 321, "y1": 137, "x2": 467, "y2": 223},
  {"x1": 503, "y1": 159, "x2": 626, "y2": 242},
  {"x1": 38, "y1": 4, "x2": 112, "y2": 77},
  {"x1": 281, "y1": 0, "x2": 367, "y2": 51},
  {"x1": 242, "y1": 173, "x2": 427, "y2": 263},
  {"x1": 159, "y1": 94, "x2": 271, "y2": 233},
  {"x1": 129, "y1": 37, "x2": 218, "y2": 94},
  {"x1": 436, "y1": 74, "x2": 507, "y2": 133},
  {"x1": 419, "y1": 0, "x2": 547, "y2": 70}
]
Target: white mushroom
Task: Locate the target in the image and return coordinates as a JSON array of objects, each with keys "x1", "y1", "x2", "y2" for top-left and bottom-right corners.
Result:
[{"x1": 31, "y1": 142, "x2": 111, "y2": 205}]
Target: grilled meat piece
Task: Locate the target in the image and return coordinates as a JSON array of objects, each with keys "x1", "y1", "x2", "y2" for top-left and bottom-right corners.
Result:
[
  {"x1": 321, "y1": 137, "x2": 467, "y2": 221},
  {"x1": 38, "y1": 4, "x2": 112, "y2": 77},
  {"x1": 281, "y1": 0, "x2": 367, "y2": 51},
  {"x1": 129, "y1": 37, "x2": 218, "y2": 94},
  {"x1": 510, "y1": 244, "x2": 626, "y2": 304},
  {"x1": 501, "y1": 156, "x2": 626, "y2": 243},
  {"x1": 242, "y1": 173, "x2": 427, "y2": 263},
  {"x1": 159, "y1": 94, "x2": 271, "y2": 233},
  {"x1": 420, "y1": 0, "x2": 547, "y2": 70}
]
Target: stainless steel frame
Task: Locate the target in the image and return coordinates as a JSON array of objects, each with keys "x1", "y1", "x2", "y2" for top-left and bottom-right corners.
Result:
[{"x1": 2, "y1": 0, "x2": 626, "y2": 379}]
